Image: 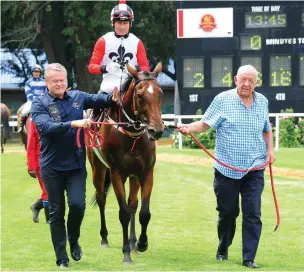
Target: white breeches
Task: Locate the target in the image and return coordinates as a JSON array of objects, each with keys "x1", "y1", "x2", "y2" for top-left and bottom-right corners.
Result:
[
  {"x1": 99, "y1": 73, "x2": 129, "y2": 94},
  {"x1": 21, "y1": 101, "x2": 32, "y2": 116}
]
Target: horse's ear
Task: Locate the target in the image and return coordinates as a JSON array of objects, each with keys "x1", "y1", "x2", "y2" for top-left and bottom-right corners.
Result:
[
  {"x1": 127, "y1": 64, "x2": 137, "y2": 77},
  {"x1": 153, "y1": 62, "x2": 162, "y2": 77}
]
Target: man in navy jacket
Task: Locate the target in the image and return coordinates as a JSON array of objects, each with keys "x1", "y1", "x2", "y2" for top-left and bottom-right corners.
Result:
[{"x1": 31, "y1": 63, "x2": 118, "y2": 268}]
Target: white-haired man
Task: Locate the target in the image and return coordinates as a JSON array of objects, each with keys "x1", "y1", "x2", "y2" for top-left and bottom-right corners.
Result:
[{"x1": 177, "y1": 65, "x2": 275, "y2": 269}]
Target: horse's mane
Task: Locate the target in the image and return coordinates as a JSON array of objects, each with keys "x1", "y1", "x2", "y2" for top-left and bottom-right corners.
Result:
[{"x1": 121, "y1": 76, "x2": 133, "y2": 93}]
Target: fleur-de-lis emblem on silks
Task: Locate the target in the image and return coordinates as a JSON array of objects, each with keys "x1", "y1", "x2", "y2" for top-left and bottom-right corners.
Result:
[{"x1": 109, "y1": 45, "x2": 134, "y2": 65}]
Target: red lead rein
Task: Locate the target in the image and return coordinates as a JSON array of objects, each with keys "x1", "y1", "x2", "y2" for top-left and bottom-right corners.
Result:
[
  {"x1": 76, "y1": 122, "x2": 110, "y2": 149},
  {"x1": 76, "y1": 121, "x2": 145, "y2": 150}
]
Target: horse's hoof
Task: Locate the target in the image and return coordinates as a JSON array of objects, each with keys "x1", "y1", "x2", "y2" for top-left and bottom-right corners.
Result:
[
  {"x1": 122, "y1": 257, "x2": 133, "y2": 265},
  {"x1": 101, "y1": 243, "x2": 109, "y2": 248},
  {"x1": 136, "y1": 240, "x2": 148, "y2": 252}
]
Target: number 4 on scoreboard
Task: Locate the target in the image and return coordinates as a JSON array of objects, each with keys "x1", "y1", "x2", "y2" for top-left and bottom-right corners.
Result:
[{"x1": 222, "y1": 72, "x2": 233, "y2": 87}]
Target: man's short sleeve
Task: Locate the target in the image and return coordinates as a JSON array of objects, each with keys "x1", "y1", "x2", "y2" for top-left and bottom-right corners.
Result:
[
  {"x1": 201, "y1": 95, "x2": 223, "y2": 129},
  {"x1": 263, "y1": 100, "x2": 271, "y2": 132}
]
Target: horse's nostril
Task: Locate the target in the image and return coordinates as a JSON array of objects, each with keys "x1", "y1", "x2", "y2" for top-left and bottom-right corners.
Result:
[
  {"x1": 148, "y1": 129, "x2": 163, "y2": 140},
  {"x1": 156, "y1": 131, "x2": 163, "y2": 139}
]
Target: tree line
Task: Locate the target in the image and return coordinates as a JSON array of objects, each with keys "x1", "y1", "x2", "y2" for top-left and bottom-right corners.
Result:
[{"x1": 1, "y1": 1, "x2": 176, "y2": 92}]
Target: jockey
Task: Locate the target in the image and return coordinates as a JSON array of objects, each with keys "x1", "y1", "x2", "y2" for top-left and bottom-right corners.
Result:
[
  {"x1": 18, "y1": 64, "x2": 46, "y2": 132},
  {"x1": 88, "y1": 0, "x2": 150, "y2": 97}
]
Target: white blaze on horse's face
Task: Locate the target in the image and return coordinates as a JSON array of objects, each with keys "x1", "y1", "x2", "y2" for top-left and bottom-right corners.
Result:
[{"x1": 147, "y1": 85, "x2": 154, "y2": 94}]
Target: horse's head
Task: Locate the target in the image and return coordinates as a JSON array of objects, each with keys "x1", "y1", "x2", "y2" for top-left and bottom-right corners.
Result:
[{"x1": 126, "y1": 63, "x2": 164, "y2": 140}]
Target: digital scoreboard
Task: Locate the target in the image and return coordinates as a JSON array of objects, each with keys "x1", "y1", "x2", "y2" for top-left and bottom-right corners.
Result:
[
  {"x1": 245, "y1": 13, "x2": 287, "y2": 28},
  {"x1": 176, "y1": 2, "x2": 304, "y2": 114}
]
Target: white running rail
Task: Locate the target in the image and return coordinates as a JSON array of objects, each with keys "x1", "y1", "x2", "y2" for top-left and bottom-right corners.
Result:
[
  {"x1": 162, "y1": 113, "x2": 304, "y2": 151},
  {"x1": 9, "y1": 113, "x2": 304, "y2": 151}
]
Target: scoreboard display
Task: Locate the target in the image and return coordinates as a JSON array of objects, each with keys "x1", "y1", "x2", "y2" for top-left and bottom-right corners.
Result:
[
  {"x1": 269, "y1": 56, "x2": 291, "y2": 87},
  {"x1": 176, "y1": 1, "x2": 304, "y2": 114},
  {"x1": 245, "y1": 13, "x2": 287, "y2": 28},
  {"x1": 183, "y1": 58, "x2": 204, "y2": 88}
]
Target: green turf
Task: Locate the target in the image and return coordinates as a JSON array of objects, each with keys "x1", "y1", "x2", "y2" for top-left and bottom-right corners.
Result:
[{"x1": 1, "y1": 146, "x2": 303, "y2": 271}]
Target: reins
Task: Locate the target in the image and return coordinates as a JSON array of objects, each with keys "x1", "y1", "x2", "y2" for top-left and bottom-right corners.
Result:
[
  {"x1": 77, "y1": 66, "x2": 158, "y2": 152},
  {"x1": 166, "y1": 125, "x2": 280, "y2": 232},
  {"x1": 76, "y1": 121, "x2": 147, "y2": 150}
]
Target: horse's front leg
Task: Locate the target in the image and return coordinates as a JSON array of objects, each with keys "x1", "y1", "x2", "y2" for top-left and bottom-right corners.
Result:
[
  {"x1": 128, "y1": 177, "x2": 140, "y2": 252},
  {"x1": 136, "y1": 169, "x2": 153, "y2": 252},
  {"x1": 96, "y1": 169, "x2": 111, "y2": 248},
  {"x1": 111, "y1": 170, "x2": 132, "y2": 264},
  {"x1": 88, "y1": 149, "x2": 109, "y2": 248}
]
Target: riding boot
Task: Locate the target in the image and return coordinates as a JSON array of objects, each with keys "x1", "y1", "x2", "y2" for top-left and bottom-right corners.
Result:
[
  {"x1": 30, "y1": 198, "x2": 43, "y2": 223},
  {"x1": 18, "y1": 116, "x2": 27, "y2": 133},
  {"x1": 44, "y1": 205, "x2": 50, "y2": 224}
]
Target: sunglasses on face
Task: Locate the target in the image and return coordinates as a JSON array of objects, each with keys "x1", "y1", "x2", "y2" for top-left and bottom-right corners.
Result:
[{"x1": 112, "y1": 10, "x2": 132, "y2": 19}]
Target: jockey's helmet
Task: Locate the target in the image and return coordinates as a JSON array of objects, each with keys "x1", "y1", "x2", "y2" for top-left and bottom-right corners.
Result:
[
  {"x1": 32, "y1": 64, "x2": 42, "y2": 73},
  {"x1": 110, "y1": 0, "x2": 134, "y2": 23}
]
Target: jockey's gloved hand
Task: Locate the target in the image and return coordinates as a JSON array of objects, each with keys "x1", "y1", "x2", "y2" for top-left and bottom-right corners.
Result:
[{"x1": 100, "y1": 62, "x2": 121, "y2": 74}]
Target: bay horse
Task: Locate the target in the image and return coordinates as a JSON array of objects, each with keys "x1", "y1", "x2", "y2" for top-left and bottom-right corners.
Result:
[
  {"x1": 1, "y1": 103, "x2": 11, "y2": 153},
  {"x1": 87, "y1": 63, "x2": 164, "y2": 264}
]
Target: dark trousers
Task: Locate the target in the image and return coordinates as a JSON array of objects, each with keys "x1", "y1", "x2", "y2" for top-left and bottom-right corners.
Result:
[
  {"x1": 41, "y1": 167, "x2": 87, "y2": 265},
  {"x1": 213, "y1": 168, "x2": 264, "y2": 261}
]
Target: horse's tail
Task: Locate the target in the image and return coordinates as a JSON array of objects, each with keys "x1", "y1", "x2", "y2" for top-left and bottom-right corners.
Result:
[
  {"x1": 1, "y1": 108, "x2": 11, "y2": 141},
  {"x1": 90, "y1": 169, "x2": 112, "y2": 206}
]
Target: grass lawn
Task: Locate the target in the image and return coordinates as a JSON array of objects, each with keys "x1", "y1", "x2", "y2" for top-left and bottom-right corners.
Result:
[{"x1": 1, "y1": 146, "x2": 303, "y2": 271}]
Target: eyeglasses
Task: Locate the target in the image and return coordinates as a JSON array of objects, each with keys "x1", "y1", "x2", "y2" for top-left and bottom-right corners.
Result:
[
  {"x1": 33, "y1": 70, "x2": 41, "y2": 72},
  {"x1": 112, "y1": 10, "x2": 132, "y2": 19}
]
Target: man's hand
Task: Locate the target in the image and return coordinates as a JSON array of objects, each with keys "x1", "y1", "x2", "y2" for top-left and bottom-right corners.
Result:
[
  {"x1": 106, "y1": 62, "x2": 121, "y2": 73},
  {"x1": 267, "y1": 150, "x2": 276, "y2": 164},
  {"x1": 71, "y1": 119, "x2": 92, "y2": 128},
  {"x1": 176, "y1": 124, "x2": 190, "y2": 135},
  {"x1": 28, "y1": 169, "x2": 37, "y2": 179}
]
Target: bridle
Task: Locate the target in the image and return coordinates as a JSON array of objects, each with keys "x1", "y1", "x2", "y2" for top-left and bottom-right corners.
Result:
[
  {"x1": 117, "y1": 71, "x2": 159, "y2": 131},
  {"x1": 76, "y1": 71, "x2": 161, "y2": 152}
]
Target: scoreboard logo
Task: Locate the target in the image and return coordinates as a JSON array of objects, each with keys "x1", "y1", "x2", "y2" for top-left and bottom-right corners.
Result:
[
  {"x1": 177, "y1": 7, "x2": 233, "y2": 38},
  {"x1": 199, "y1": 14, "x2": 216, "y2": 32}
]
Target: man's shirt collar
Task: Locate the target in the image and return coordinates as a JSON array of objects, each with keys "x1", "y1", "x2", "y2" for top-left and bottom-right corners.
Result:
[{"x1": 47, "y1": 89, "x2": 71, "y2": 101}]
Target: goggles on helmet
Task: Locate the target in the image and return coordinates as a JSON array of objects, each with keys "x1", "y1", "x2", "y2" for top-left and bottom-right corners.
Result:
[{"x1": 112, "y1": 10, "x2": 133, "y2": 21}]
